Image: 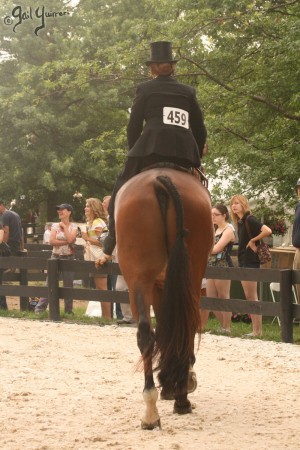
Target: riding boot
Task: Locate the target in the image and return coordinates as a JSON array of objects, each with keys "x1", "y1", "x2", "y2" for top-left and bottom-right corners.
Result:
[{"x1": 103, "y1": 215, "x2": 116, "y2": 256}]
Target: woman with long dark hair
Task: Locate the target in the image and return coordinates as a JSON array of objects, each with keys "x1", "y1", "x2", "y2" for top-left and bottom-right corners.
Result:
[
  {"x1": 35, "y1": 204, "x2": 77, "y2": 314},
  {"x1": 201, "y1": 203, "x2": 235, "y2": 333}
]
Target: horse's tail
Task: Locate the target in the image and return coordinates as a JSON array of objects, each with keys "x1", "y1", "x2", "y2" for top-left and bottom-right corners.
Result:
[{"x1": 153, "y1": 175, "x2": 201, "y2": 395}]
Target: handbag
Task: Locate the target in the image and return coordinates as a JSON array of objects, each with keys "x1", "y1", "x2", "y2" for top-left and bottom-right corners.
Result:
[
  {"x1": 245, "y1": 217, "x2": 271, "y2": 265},
  {"x1": 256, "y1": 241, "x2": 272, "y2": 265},
  {"x1": 0, "y1": 241, "x2": 12, "y2": 256},
  {"x1": 208, "y1": 251, "x2": 226, "y2": 266}
]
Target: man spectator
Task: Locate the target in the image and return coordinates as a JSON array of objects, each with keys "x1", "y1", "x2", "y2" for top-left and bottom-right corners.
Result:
[
  {"x1": 0, "y1": 199, "x2": 23, "y2": 255},
  {"x1": 0, "y1": 199, "x2": 23, "y2": 309},
  {"x1": 292, "y1": 178, "x2": 300, "y2": 302}
]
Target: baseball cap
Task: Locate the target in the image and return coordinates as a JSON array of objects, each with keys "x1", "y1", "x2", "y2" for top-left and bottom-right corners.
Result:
[{"x1": 56, "y1": 203, "x2": 73, "y2": 212}]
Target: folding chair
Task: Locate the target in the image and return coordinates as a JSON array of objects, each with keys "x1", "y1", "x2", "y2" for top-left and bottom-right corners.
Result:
[{"x1": 269, "y1": 282, "x2": 298, "y2": 325}]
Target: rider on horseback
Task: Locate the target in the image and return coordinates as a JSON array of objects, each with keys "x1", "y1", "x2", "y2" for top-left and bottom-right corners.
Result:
[{"x1": 99, "y1": 41, "x2": 207, "y2": 264}]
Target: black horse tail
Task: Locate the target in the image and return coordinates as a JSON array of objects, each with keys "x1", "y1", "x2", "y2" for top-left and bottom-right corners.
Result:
[{"x1": 152, "y1": 175, "x2": 200, "y2": 395}]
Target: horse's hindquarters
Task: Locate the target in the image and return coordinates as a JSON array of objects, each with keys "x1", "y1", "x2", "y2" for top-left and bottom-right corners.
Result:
[{"x1": 114, "y1": 168, "x2": 213, "y2": 429}]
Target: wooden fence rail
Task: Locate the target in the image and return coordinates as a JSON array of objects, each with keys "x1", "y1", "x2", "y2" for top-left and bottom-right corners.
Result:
[{"x1": 0, "y1": 252, "x2": 299, "y2": 343}]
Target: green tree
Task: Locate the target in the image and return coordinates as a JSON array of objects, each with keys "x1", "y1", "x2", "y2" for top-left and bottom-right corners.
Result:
[{"x1": 0, "y1": 0, "x2": 299, "y2": 222}]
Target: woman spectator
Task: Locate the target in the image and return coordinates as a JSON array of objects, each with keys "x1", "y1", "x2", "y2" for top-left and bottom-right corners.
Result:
[
  {"x1": 81, "y1": 198, "x2": 111, "y2": 320},
  {"x1": 0, "y1": 224, "x2": 8, "y2": 309},
  {"x1": 230, "y1": 195, "x2": 272, "y2": 337},
  {"x1": 35, "y1": 204, "x2": 77, "y2": 314},
  {"x1": 201, "y1": 204, "x2": 235, "y2": 333}
]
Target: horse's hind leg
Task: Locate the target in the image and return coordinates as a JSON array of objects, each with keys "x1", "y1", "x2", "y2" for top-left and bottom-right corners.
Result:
[
  {"x1": 188, "y1": 353, "x2": 197, "y2": 394},
  {"x1": 135, "y1": 290, "x2": 161, "y2": 430},
  {"x1": 173, "y1": 393, "x2": 193, "y2": 415},
  {"x1": 173, "y1": 359, "x2": 194, "y2": 415},
  {"x1": 173, "y1": 371, "x2": 193, "y2": 415}
]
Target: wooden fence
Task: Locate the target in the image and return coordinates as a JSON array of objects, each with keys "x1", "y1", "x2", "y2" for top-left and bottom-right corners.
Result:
[{"x1": 0, "y1": 245, "x2": 299, "y2": 344}]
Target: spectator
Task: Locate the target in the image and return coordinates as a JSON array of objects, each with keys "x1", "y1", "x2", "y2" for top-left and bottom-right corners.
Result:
[
  {"x1": 102, "y1": 195, "x2": 122, "y2": 320},
  {"x1": 0, "y1": 223, "x2": 8, "y2": 309},
  {"x1": 35, "y1": 204, "x2": 77, "y2": 314},
  {"x1": 115, "y1": 275, "x2": 135, "y2": 326},
  {"x1": 201, "y1": 204, "x2": 235, "y2": 333},
  {"x1": 82, "y1": 198, "x2": 111, "y2": 320},
  {"x1": 111, "y1": 248, "x2": 134, "y2": 325},
  {"x1": 43, "y1": 222, "x2": 52, "y2": 244},
  {"x1": 0, "y1": 199, "x2": 23, "y2": 255},
  {"x1": 292, "y1": 178, "x2": 300, "y2": 302},
  {"x1": 230, "y1": 195, "x2": 272, "y2": 337},
  {"x1": 0, "y1": 199, "x2": 23, "y2": 310},
  {"x1": 99, "y1": 40, "x2": 207, "y2": 264}
]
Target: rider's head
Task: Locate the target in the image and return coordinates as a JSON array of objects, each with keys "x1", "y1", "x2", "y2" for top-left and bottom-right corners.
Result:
[{"x1": 146, "y1": 41, "x2": 177, "y2": 78}]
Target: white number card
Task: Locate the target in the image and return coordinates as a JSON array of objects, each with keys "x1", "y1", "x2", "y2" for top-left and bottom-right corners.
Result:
[{"x1": 163, "y1": 107, "x2": 189, "y2": 129}]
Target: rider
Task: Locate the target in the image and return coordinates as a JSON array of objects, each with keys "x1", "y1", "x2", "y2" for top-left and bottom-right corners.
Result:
[{"x1": 100, "y1": 41, "x2": 207, "y2": 264}]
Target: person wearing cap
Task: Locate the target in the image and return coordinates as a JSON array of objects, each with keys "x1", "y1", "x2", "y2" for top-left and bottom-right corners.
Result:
[
  {"x1": 34, "y1": 204, "x2": 77, "y2": 314},
  {"x1": 292, "y1": 178, "x2": 300, "y2": 302},
  {"x1": 100, "y1": 41, "x2": 207, "y2": 264}
]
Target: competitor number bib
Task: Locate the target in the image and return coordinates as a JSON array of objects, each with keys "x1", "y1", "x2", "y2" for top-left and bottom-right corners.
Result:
[{"x1": 163, "y1": 107, "x2": 189, "y2": 129}]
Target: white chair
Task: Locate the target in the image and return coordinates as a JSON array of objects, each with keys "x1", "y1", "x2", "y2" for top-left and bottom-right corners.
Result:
[{"x1": 269, "y1": 282, "x2": 298, "y2": 325}]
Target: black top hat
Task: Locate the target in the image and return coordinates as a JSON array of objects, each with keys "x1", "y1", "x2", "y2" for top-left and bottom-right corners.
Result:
[{"x1": 146, "y1": 41, "x2": 178, "y2": 66}]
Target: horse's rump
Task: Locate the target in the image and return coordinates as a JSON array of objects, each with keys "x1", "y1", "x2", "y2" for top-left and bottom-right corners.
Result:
[{"x1": 115, "y1": 168, "x2": 212, "y2": 282}]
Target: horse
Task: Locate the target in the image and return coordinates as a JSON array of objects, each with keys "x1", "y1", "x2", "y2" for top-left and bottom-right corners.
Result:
[{"x1": 113, "y1": 167, "x2": 213, "y2": 429}]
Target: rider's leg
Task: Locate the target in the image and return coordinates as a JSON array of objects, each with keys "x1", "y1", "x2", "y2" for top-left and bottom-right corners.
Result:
[{"x1": 102, "y1": 157, "x2": 141, "y2": 257}]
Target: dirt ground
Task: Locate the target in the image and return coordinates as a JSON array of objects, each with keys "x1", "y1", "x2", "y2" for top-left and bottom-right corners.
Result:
[{"x1": 0, "y1": 308, "x2": 299, "y2": 450}]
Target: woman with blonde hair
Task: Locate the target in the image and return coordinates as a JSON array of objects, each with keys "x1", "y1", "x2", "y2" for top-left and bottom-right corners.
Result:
[
  {"x1": 81, "y1": 198, "x2": 111, "y2": 320},
  {"x1": 230, "y1": 195, "x2": 272, "y2": 337}
]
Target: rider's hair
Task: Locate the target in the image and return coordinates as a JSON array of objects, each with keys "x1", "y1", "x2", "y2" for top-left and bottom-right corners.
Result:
[{"x1": 150, "y1": 62, "x2": 175, "y2": 77}]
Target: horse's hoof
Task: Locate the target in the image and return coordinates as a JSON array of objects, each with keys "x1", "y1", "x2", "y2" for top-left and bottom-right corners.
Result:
[
  {"x1": 173, "y1": 400, "x2": 193, "y2": 415},
  {"x1": 187, "y1": 370, "x2": 197, "y2": 394},
  {"x1": 141, "y1": 418, "x2": 161, "y2": 430},
  {"x1": 160, "y1": 389, "x2": 174, "y2": 401}
]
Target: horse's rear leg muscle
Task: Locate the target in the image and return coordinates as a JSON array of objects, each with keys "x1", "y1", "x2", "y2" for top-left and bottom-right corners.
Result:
[{"x1": 135, "y1": 289, "x2": 161, "y2": 430}]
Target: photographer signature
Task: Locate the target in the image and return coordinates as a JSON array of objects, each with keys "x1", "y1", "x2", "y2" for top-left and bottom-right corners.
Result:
[{"x1": 4, "y1": 5, "x2": 70, "y2": 36}]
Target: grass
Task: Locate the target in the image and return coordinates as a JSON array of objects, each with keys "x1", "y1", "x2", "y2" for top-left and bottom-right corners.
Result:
[
  {"x1": 0, "y1": 307, "x2": 299, "y2": 344},
  {"x1": 203, "y1": 315, "x2": 300, "y2": 344}
]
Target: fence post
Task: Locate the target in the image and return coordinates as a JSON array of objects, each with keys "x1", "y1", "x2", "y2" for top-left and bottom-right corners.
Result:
[
  {"x1": 19, "y1": 250, "x2": 29, "y2": 311},
  {"x1": 48, "y1": 258, "x2": 60, "y2": 321},
  {"x1": 279, "y1": 269, "x2": 293, "y2": 344}
]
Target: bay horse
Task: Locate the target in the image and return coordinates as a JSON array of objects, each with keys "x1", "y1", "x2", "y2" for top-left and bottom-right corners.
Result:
[{"x1": 113, "y1": 167, "x2": 213, "y2": 429}]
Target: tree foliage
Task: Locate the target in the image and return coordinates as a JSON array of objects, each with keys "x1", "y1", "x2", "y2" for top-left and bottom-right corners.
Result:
[{"x1": 0, "y1": 0, "x2": 299, "y2": 221}]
